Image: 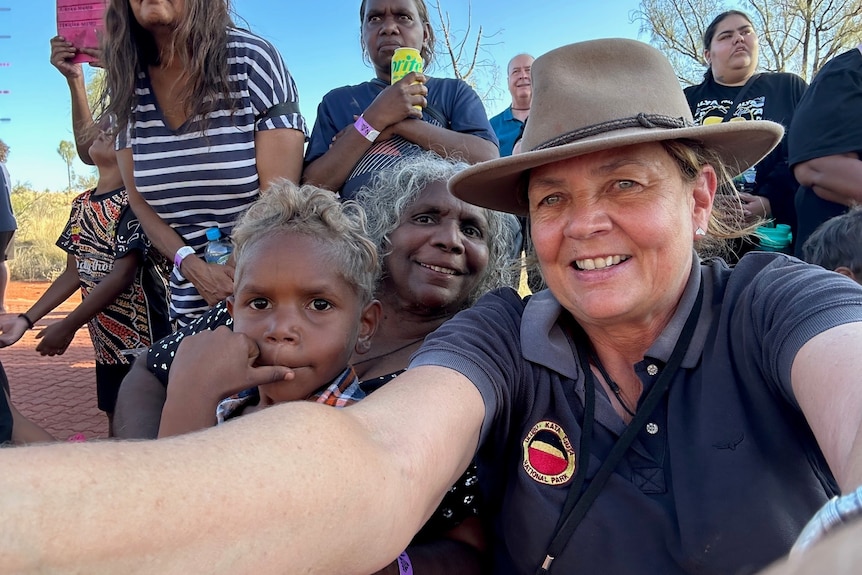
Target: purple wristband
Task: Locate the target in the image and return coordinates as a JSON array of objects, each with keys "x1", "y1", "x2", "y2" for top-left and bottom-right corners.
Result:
[
  {"x1": 396, "y1": 551, "x2": 413, "y2": 575},
  {"x1": 354, "y1": 115, "x2": 380, "y2": 143}
]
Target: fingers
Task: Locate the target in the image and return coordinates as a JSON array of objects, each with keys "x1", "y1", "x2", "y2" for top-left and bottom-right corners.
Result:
[
  {"x1": 397, "y1": 72, "x2": 426, "y2": 85},
  {"x1": 50, "y1": 37, "x2": 82, "y2": 76},
  {"x1": 246, "y1": 365, "x2": 294, "y2": 388}
]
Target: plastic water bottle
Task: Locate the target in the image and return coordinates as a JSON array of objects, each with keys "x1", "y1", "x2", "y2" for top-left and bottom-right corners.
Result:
[
  {"x1": 204, "y1": 227, "x2": 232, "y2": 264},
  {"x1": 742, "y1": 166, "x2": 757, "y2": 186},
  {"x1": 734, "y1": 166, "x2": 757, "y2": 193}
]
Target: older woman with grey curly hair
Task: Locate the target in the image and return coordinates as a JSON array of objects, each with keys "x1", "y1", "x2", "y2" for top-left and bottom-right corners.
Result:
[{"x1": 357, "y1": 152, "x2": 515, "y2": 310}]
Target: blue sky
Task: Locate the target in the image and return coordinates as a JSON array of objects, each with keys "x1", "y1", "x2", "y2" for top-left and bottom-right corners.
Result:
[{"x1": 0, "y1": 0, "x2": 643, "y2": 191}]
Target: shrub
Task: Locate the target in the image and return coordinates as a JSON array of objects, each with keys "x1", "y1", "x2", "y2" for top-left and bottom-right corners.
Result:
[{"x1": 10, "y1": 188, "x2": 77, "y2": 281}]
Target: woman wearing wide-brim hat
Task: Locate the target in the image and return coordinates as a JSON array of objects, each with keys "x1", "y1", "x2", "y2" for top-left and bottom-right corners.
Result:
[{"x1": 2, "y1": 39, "x2": 862, "y2": 575}]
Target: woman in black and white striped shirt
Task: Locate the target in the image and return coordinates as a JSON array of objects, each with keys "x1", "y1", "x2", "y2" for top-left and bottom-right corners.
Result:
[{"x1": 99, "y1": 0, "x2": 308, "y2": 326}]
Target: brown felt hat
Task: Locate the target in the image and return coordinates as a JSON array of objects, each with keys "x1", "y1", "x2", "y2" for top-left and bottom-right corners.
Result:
[{"x1": 449, "y1": 38, "x2": 784, "y2": 215}]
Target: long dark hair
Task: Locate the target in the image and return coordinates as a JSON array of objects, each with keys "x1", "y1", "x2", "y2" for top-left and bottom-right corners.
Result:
[
  {"x1": 701, "y1": 10, "x2": 753, "y2": 82},
  {"x1": 99, "y1": 0, "x2": 236, "y2": 136}
]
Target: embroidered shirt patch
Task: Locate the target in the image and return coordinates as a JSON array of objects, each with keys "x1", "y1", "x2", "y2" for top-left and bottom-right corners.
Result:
[{"x1": 522, "y1": 420, "x2": 577, "y2": 486}]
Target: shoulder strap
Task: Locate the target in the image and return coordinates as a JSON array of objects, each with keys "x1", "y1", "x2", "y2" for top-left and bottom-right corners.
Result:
[
  {"x1": 721, "y1": 73, "x2": 761, "y2": 122},
  {"x1": 537, "y1": 282, "x2": 704, "y2": 574}
]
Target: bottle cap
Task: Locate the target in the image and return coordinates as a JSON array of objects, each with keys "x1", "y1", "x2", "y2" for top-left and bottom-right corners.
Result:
[{"x1": 205, "y1": 227, "x2": 222, "y2": 241}]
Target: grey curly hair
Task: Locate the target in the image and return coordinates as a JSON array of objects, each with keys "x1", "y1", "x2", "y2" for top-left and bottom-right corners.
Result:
[
  {"x1": 355, "y1": 153, "x2": 514, "y2": 307},
  {"x1": 232, "y1": 180, "x2": 379, "y2": 305}
]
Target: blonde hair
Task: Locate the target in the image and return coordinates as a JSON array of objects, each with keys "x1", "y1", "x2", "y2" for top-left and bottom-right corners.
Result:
[
  {"x1": 232, "y1": 180, "x2": 379, "y2": 304},
  {"x1": 659, "y1": 139, "x2": 761, "y2": 258}
]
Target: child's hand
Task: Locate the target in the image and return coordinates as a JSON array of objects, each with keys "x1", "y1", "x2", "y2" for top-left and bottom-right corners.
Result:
[
  {"x1": 34, "y1": 322, "x2": 76, "y2": 356},
  {"x1": 0, "y1": 314, "x2": 29, "y2": 347},
  {"x1": 171, "y1": 326, "x2": 294, "y2": 400}
]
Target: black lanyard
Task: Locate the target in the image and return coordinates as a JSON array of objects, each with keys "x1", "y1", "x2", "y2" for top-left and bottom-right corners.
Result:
[{"x1": 536, "y1": 282, "x2": 704, "y2": 575}]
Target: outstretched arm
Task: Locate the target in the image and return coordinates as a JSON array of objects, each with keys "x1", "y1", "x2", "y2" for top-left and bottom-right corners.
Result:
[
  {"x1": 792, "y1": 322, "x2": 862, "y2": 490},
  {"x1": 34, "y1": 253, "x2": 141, "y2": 357},
  {"x1": 0, "y1": 360, "x2": 484, "y2": 573},
  {"x1": 0, "y1": 254, "x2": 79, "y2": 348}
]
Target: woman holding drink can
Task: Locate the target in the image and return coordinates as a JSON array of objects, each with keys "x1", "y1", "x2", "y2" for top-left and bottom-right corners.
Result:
[{"x1": 302, "y1": 0, "x2": 500, "y2": 200}]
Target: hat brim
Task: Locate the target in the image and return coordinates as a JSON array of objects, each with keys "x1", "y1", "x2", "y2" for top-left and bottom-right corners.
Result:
[{"x1": 449, "y1": 121, "x2": 784, "y2": 215}]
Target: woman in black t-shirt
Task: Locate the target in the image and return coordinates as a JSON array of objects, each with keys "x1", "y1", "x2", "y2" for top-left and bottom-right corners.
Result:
[{"x1": 684, "y1": 10, "x2": 807, "y2": 255}]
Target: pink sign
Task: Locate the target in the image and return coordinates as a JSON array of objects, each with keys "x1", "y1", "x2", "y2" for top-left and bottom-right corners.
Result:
[{"x1": 56, "y1": 0, "x2": 106, "y2": 64}]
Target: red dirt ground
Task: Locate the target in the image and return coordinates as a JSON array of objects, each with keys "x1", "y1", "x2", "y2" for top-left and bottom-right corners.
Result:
[{"x1": 2, "y1": 281, "x2": 108, "y2": 440}]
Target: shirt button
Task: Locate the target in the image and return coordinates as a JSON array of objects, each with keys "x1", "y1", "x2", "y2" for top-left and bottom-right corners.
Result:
[
  {"x1": 647, "y1": 364, "x2": 659, "y2": 376},
  {"x1": 646, "y1": 422, "x2": 659, "y2": 435}
]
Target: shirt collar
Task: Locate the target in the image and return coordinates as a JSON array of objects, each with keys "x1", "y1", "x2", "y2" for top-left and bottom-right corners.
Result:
[{"x1": 521, "y1": 252, "x2": 711, "y2": 374}]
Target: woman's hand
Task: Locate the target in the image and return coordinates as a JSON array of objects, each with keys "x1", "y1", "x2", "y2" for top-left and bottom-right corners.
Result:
[
  {"x1": 362, "y1": 72, "x2": 428, "y2": 131},
  {"x1": 50, "y1": 35, "x2": 82, "y2": 79},
  {"x1": 739, "y1": 192, "x2": 771, "y2": 221},
  {"x1": 78, "y1": 47, "x2": 103, "y2": 68},
  {"x1": 179, "y1": 257, "x2": 236, "y2": 306}
]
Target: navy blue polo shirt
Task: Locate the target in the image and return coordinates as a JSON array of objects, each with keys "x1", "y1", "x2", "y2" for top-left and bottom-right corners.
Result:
[{"x1": 412, "y1": 252, "x2": 862, "y2": 575}]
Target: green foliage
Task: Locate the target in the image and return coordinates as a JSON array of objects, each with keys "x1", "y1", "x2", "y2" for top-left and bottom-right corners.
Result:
[
  {"x1": 9, "y1": 186, "x2": 76, "y2": 282},
  {"x1": 57, "y1": 140, "x2": 76, "y2": 192},
  {"x1": 634, "y1": 0, "x2": 862, "y2": 84},
  {"x1": 86, "y1": 69, "x2": 106, "y2": 118}
]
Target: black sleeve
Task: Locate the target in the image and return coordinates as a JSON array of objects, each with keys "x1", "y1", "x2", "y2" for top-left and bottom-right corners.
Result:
[
  {"x1": 789, "y1": 49, "x2": 862, "y2": 165},
  {"x1": 145, "y1": 300, "x2": 233, "y2": 386}
]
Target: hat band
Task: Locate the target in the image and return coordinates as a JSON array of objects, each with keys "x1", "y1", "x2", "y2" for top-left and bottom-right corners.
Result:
[{"x1": 533, "y1": 113, "x2": 690, "y2": 151}]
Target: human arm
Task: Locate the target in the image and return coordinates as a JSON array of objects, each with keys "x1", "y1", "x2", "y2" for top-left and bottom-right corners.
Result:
[
  {"x1": 302, "y1": 73, "x2": 429, "y2": 191},
  {"x1": 0, "y1": 254, "x2": 79, "y2": 347},
  {"x1": 114, "y1": 302, "x2": 234, "y2": 439},
  {"x1": 50, "y1": 35, "x2": 97, "y2": 165},
  {"x1": 792, "y1": 153, "x2": 862, "y2": 207},
  {"x1": 380, "y1": 116, "x2": 499, "y2": 165},
  {"x1": 112, "y1": 354, "x2": 166, "y2": 439},
  {"x1": 157, "y1": 326, "x2": 292, "y2": 437},
  {"x1": 381, "y1": 77, "x2": 499, "y2": 164},
  {"x1": 117, "y1": 148, "x2": 234, "y2": 305},
  {"x1": 244, "y1": 34, "x2": 307, "y2": 190},
  {"x1": 0, "y1": 361, "x2": 484, "y2": 573},
  {"x1": 5, "y1": 389, "x2": 55, "y2": 444},
  {"x1": 757, "y1": 517, "x2": 862, "y2": 575},
  {"x1": 792, "y1": 321, "x2": 862, "y2": 490},
  {"x1": 254, "y1": 127, "x2": 305, "y2": 189},
  {"x1": 34, "y1": 252, "x2": 141, "y2": 357}
]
